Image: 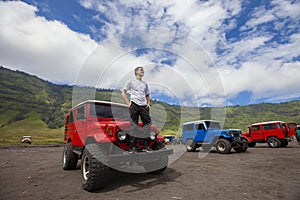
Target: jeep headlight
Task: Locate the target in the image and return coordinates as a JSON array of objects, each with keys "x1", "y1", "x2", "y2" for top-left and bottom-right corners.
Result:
[
  {"x1": 150, "y1": 131, "x2": 156, "y2": 140},
  {"x1": 225, "y1": 131, "x2": 231, "y2": 136},
  {"x1": 225, "y1": 131, "x2": 235, "y2": 137},
  {"x1": 106, "y1": 126, "x2": 113, "y2": 137},
  {"x1": 117, "y1": 130, "x2": 126, "y2": 141}
]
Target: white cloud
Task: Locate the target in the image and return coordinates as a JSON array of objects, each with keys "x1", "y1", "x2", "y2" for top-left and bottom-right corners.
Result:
[
  {"x1": 242, "y1": 6, "x2": 276, "y2": 30},
  {"x1": 271, "y1": 0, "x2": 300, "y2": 19},
  {"x1": 0, "y1": 1, "x2": 97, "y2": 83},
  {"x1": 215, "y1": 0, "x2": 300, "y2": 103},
  {"x1": 1, "y1": 0, "x2": 300, "y2": 106},
  {"x1": 219, "y1": 35, "x2": 273, "y2": 67},
  {"x1": 73, "y1": 28, "x2": 226, "y2": 106},
  {"x1": 220, "y1": 61, "x2": 300, "y2": 102}
]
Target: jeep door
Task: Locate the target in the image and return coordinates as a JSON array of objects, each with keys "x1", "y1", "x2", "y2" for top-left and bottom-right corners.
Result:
[
  {"x1": 194, "y1": 123, "x2": 206, "y2": 142},
  {"x1": 73, "y1": 105, "x2": 86, "y2": 146},
  {"x1": 278, "y1": 122, "x2": 289, "y2": 138},
  {"x1": 287, "y1": 122, "x2": 297, "y2": 137},
  {"x1": 250, "y1": 125, "x2": 264, "y2": 141},
  {"x1": 182, "y1": 123, "x2": 196, "y2": 143}
]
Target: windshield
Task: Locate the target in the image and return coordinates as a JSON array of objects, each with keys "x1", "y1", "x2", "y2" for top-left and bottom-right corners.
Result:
[
  {"x1": 205, "y1": 121, "x2": 221, "y2": 129},
  {"x1": 90, "y1": 103, "x2": 130, "y2": 120}
]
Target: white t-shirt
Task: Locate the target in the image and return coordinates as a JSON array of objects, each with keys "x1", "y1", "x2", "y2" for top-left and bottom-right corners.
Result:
[{"x1": 124, "y1": 79, "x2": 149, "y2": 106}]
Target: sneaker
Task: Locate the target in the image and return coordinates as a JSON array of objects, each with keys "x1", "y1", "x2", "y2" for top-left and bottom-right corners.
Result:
[
  {"x1": 143, "y1": 146, "x2": 153, "y2": 153},
  {"x1": 129, "y1": 147, "x2": 137, "y2": 154}
]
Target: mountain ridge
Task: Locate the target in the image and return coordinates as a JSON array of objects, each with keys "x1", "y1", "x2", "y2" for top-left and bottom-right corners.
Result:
[{"x1": 1, "y1": 66, "x2": 299, "y2": 135}]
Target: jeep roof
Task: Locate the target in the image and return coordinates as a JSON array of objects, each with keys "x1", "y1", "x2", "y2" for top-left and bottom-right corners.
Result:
[
  {"x1": 183, "y1": 120, "x2": 223, "y2": 130},
  {"x1": 72, "y1": 100, "x2": 126, "y2": 109},
  {"x1": 182, "y1": 120, "x2": 220, "y2": 125},
  {"x1": 250, "y1": 121, "x2": 286, "y2": 126}
]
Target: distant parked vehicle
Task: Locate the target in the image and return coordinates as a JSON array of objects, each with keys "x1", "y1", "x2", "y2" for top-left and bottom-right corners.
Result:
[
  {"x1": 163, "y1": 135, "x2": 174, "y2": 145},
  {"x1": 242, "y1": 121, "x2": 291, "y2": 148},
  {"x1": 21, "y1": 136, "x2": 32, "y2": 144},
  {"x1": 170, "y1": 137, "x2": 183, "y2": 145},
  {"x1": 182, "y1": 120, "x2": 248, "y2": 154}
]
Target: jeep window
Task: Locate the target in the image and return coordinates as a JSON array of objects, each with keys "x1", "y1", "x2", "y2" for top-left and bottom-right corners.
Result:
[
  {"x1": 183, "y1": 124, "x2": 194, "y2": 131},
  {"x1": 262, "y1": 123, "x2": 276, "y2": 130},
  {"x1": 278, "y1": 123, "x2": 287, "y2": 129},
  {"x1": 252, "y1": 125, "x2": 260, "y2": 131},
  {"x1": 90, "y1": 103, "x2": 130, "y2": 120},
  {"x1": 205, "y1": 121, "x2": 221, "y2": 129},
  {"x1": 76, "y1": 105, "x2": 86, "y2": 121},
  {"x1": 288, "y1": 123, "x2": 296, "y2": 128},
  {"x1": 197, "y1": 123, "x2": 205, "y2": 130}
]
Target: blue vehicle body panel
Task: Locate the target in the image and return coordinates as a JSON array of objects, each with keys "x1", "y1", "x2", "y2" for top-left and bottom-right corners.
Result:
[
  {"x1": 182, "y1": 130, "x2": 197, "y2": 143},
  {"x1": 194, "y1": 129, "x2": 206, "y2": 142}
]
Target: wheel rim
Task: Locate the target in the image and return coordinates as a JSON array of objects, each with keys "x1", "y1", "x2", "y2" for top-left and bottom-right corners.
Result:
[
  {"x1": 186, "y1": 140, "x2": 193, "y2": 150},
  {"x1": 269, "y1": 139, "x2": 277, "y2": 147},
  {"x1": 218, "y1": 142, "x2": 226, "y2": 151},
  {"x1": 63, "y1": 149, "x2": 66, "y2": 166},
  {"x1": 82, "y1": 156, "x2": 90, "y2": 181}
]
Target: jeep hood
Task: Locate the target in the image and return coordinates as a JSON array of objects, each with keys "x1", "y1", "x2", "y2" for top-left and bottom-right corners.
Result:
[{"x1": 96, "y1": 119, "x2": 158, "y2": 131}]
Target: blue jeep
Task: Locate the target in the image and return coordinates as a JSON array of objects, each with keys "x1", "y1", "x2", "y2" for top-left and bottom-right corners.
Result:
[{"x1": 182, "y1": 120, "x2": 248, "y2": 154}]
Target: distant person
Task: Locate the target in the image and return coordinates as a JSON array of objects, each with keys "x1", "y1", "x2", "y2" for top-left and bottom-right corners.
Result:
[
  {"x1": 122, "y1": 66, "x2": 152, "y2": 153},
  {"x1": 296, "y1": 126, "x2": 300, "y2": 144}
]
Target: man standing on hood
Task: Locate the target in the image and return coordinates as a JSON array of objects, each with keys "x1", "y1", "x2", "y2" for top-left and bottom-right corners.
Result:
[{"x1": 122, "y1": 66, "x2": 152, "y2": 153}]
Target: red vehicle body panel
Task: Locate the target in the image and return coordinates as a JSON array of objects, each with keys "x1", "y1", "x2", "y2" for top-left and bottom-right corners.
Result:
[{"x1": 287, "y1": 122, "x2": 297, "y2": 137}]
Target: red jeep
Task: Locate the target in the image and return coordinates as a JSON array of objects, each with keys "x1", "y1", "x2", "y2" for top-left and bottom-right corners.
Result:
[
  {"x1": 62, "y1": 100, "x2": 173, "y2": 191},
  {"x1": 242, "y1": 121, "x2": 291, "y2": 148}
]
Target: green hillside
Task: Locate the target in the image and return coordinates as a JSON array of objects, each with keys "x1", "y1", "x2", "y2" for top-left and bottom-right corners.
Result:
[
  {"x1": 224, "y1": 102, "x2": 300, "y2": 131},
  {"x1": 0, "y1": 66, "x2": 299, "y2": 145},
  {"x1": 0, "y1": 111, "x2": 64, "y2": 145},
  {"x1": 0, "y1": 66, "x2": 72, "y2": 129}
]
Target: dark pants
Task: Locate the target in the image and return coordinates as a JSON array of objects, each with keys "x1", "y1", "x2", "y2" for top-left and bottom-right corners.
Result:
[{"x1": 129, "y1": 102, "x2": 151, "y2": 148}]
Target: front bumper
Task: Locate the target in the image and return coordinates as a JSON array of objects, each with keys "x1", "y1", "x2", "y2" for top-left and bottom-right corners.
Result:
[{"x1": 107, "y1": 148, "x2": 173, "y2": 165}]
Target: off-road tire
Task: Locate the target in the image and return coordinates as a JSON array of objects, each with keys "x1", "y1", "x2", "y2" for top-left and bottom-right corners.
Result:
[
  {"x1": 234, "y1": 146, "x2": 248, "y2": 152},
  {"x1": 216, "y1": 139, "x2": 232, "y2": 154},
  {"x1": 143, "y1": 141, "x2": 168, "y2": 174},
  {"x1": 186, "y1": 139, "x2": 196, "y2": 152},
  {"x1": 233, "y1": 144, "x2": 248, "y2": 153},
  {"x1": 233, "y1": 138, "x2": 248, "y2": 153},
  {"x1": 267, "y1": 137, "x2": 281, "y2": 148},
  {"x1": 248, "y1": 142, "x2": 256, "y2": 147},
  {"x1": 280, "y1": 139, "x2": 288, "y2": 148},
  {"x1": 62, "y1": 142, "x2": 78, "y2": 170},
  {"x1": 81, "y1": 143, "x2": 109, "y2": 192},
  {"x1": 201, "y1": 144, "x2": 212, "y2": 152}
]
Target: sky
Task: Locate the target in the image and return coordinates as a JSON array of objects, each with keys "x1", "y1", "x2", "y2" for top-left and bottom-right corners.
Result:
[{"x1": 0, "y1": 0, "x2": 300, "y2": 107}]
